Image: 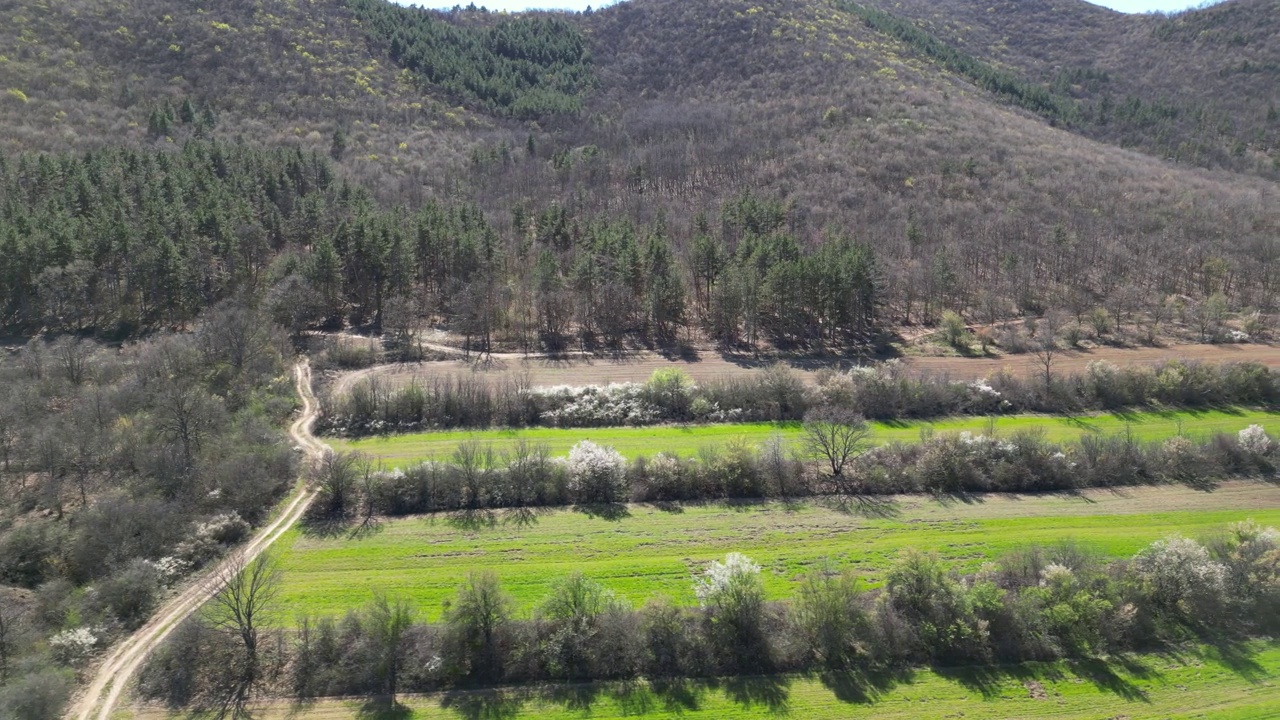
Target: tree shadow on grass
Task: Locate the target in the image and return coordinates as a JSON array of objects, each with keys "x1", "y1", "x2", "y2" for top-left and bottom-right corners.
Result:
[
  {"x1": 355, "y1": 697, "x2": 413, "y2": 720},
  {"x1": 298, "y1": 514, "x2": 356, "y2": 539},
  {"x1": 575, "y1": 502, "x2": 631, "y2": 521},
  {"x1": 439, "y1": 688, "x2": 524, "y2": 720},
  {"x1": 720, "y1": 674, "x2": 792, "y2": 714},
  {"x1": 818, "y1": 666, "x2": 914, "y2": 704},
  {"x1": 448, "y1": 508, "x2": 498, "y2": 531},
  {"x1": 1179, "y1": 636, "x2": 1270, "y2": 683},
  {"x1": 501, "y1": 505, "x2": 549, "y2": 528},
  {"x1": 1066, "y1": 656, "x2": 1155, "y2": 702},
  {"x1": 826, "y1": 494, "x2": 902, "y2": 520},
  {"x1": 935, "y1": 660, "x2": 1067, "y2": 701},
  {"x1": 649, "y1": 677, "x2": 705, "y2": 713},
  {"x1": 542, "y1": 681, "x2": 604, "y2": 713},
  {"x1": 933, "y1": 490, "x2": 988, "y2": 507}
]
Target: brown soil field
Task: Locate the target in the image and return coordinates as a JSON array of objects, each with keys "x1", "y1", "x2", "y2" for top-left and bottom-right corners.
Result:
[{"x1": 329, "y1": 342, "x2": 1278, "y2": 394}]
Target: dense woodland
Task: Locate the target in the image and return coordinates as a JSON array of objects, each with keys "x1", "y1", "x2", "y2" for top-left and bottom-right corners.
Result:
[{"x1": 0, "y1": 304, "x2": 296, "y2": 718}]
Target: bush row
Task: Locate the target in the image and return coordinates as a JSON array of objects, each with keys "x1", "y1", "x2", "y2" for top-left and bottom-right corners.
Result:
[
  {"x1": 307, "y1": 425, "x2": 1278, "y2": 520},
  {"x1": 318, "y1": 360, "x2": 1280, "y2": 436},
  {"x1": 140, "y1": 524, "x2": 1280, "y2": 709}
]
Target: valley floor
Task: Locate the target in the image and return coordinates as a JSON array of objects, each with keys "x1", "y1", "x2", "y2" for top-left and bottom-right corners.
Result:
[
  {"x1": 331, "y1": 408, "x2": 1280, "y2": 464},
  {"x1": 272, "y1": 481, "x2": 1280, "y2": 621}
]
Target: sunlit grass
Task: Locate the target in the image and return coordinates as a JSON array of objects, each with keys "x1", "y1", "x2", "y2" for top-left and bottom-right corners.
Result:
[{"x1": 330, "y1": 408, "x2": 1280, "y2": 466}]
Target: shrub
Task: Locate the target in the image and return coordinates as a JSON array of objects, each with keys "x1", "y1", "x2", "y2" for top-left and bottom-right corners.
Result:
[
  {"x1": 443, "y1": 571, "x2": 512, "y2": 685},
  {"x1": 0, "y1": 669, "x2": 74, "y2": 720},
  {"x1": 694, "y1": 553, "x2": 771, "y2": 672},
  {"x1": 644, "y1": 368, "x2": 694, "y2": 419},
  {"x1": 1131, "y1": 536, "x2": 1226, "y2": 619},
  {"x1": 636, "y1": 452, "x2": 689, "y2": 501},
  {"x1": 536, "y1": 572, "x2": 627, "y2": 679},
  {"x1": 538, "y1": 383, "x2": 658, "y2": 427},
  {"x1": 882, "y1": 551, "x2": 989, "y2": 663},
  {"x1": 49, "y1": 626, "x2": 100, "y2": 666},
  {"x1": 940, "y1": 310, "x2": 968, "y2": 349},
  {"x1": 567, "y1": 441, "x2": 627, "y2": 505},
  {"x1": 1238, "y1": 424, "x2": 1273, "y2": 455},
  {"x1": 639, "y1": 597, "x2": 702, "y2": 679},
  {"x1": 792, "y1": 566, "x2": 871, "y2": 669},
  {"x1": 87, "y1": 559, "x2": 163, "y2": 630}
]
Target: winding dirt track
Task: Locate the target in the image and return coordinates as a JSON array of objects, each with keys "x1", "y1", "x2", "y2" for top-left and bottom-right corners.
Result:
[{"x1": 68, "y1": 362, "x2": 328, "y2": 720}]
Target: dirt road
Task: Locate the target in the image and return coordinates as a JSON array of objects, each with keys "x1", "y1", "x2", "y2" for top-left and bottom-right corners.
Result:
[
  {"x1": 69, "y1": 362, "x2": 327, "y2": 720},
  {"x1": 331, "y1": 342, "x2": 1279, "y2": 393}
]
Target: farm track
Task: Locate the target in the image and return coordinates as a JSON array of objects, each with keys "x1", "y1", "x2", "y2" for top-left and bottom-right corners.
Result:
[
  {"x1": 68, "y1": 362, "x2": 328, "y2": 720},
  {"x1": 331, "y1": 339, "x2": 1280, "y2": 394}
]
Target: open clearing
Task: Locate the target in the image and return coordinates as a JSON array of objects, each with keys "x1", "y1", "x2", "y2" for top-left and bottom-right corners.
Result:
[
  {"x1": 273, "y1": 482, "x2": 1280, "y2": 622},
  {"x1": 331, "y1": 341, "x2": 1280, "y2": 395},
  {"x1": 130, "y1": 640, "x2": 1280, "y2": 719},
  {"x1": 331, "y1": 408, "x2": 1280, "y2": 465}
]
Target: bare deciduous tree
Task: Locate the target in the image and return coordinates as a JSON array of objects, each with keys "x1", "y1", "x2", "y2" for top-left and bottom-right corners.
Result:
[
  {"x1": 313, "y1": 451, "x2": 366, "y2": 520},
  {"x1": 1032, "y1": 338, "x2": 1057, "y2": 389},
  {"x1": 207, "y1": 552, "x2": 281, "y2": 716},
  {"x1": 803, "y1": 406, "x2": 870, "y2": 481}
]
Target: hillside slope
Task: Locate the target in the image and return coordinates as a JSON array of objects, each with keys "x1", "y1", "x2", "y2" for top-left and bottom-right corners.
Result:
[
  {"x1": 853, "y1": 0, "x2": 1280, "y2": 174},
  {"x1": 0, "y1": 0, "x2": 1276, "y2": 335}
]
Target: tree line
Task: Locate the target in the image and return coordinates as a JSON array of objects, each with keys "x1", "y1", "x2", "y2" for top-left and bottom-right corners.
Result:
[
  {"x1": 320, "y1": 359, "x2": 1280, "y2": 436},
  {"x1": 0, "y1": 141, "x2": 886, "y2": 351},
  {"x1": 137, "y1": 524, "x2": 1280, "y2": 713},
  {"x1": 305, "y1": 420, "x2": 1277, "y2": 521}
]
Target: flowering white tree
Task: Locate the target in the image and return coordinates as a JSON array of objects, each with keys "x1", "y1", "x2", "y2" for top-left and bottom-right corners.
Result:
[
  {"x1": 694, "y1": 552, "x2": 763, "y2": 606},
  {"x1": 693, "y1": 553, "x2": 770, "y2": 670},
  {"x1": 49, "y1": 627, "x2": 99, "y2": 666},
  {"x1": 1132, "y1": 536, "x2": 1226, "y2": 613},
  {"x1": 1238, "y1": 425, "x2": 1273, "y2": 455},
  {"x1": 567, "y1": 440, "x2": 627, "y2": 504}
]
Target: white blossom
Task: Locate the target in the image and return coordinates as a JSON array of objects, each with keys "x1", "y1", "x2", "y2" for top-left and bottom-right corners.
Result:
[
  {"x1": 968, "y1": 379, "x2": 1001, "y2": 398},
  {"x1": 1238, "y1": 424, "x2": 1272, "y2": 455},
  {"x1": 694, "y1": 552, "x2": 761, "y2": 605},
  {"x1": 1132, "y1": 536, "x2": 1226, "y2": 606},
  {"x1": 566, "y1": 440, "x2": 627, "y2": 502},
  {"x1": 1039, "y1": 563, "x2": 1075, "y2": 587},
  {"x1": 50, "y1": 627, "x2": 100, "y2": 665}
]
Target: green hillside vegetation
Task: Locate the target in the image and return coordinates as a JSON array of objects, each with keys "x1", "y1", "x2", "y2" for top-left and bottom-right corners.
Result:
[{"x1": 345, "y1": 0, "x2": 594, "y2": 118}]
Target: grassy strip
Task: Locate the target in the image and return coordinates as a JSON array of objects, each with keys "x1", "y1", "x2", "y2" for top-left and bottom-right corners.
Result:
[
  {"x1": 330, "y1": 408, "x2": 1280, "y2": 465},
  {"x1": 273, "y1": 483, "x2": 1280, "y2": 622},
  {"x1": 131, "y1": 641, "x2": 1280, "y2": 719}
]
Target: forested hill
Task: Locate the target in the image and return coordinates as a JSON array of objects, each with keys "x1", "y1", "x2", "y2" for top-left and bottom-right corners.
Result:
[
  {"x1": 0, "y1": 0, "x2": 1277, "y2": 345},
  {"x1": 852, "y1": 0, "x2": 1280, "y2": 176}
]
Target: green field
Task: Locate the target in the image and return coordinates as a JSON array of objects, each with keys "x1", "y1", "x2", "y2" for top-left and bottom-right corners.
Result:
[
  {"x1": 132, "y1": 641, "x2": 1280, "y2": 719},
  {"x1": 330, "y1": 409, "x2": 1280, "y2": 466},
  {"x1": 273, "y1": 482, "x2": 1280, "y2": 622}
]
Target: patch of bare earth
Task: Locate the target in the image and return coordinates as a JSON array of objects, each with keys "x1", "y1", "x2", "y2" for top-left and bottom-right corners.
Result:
[{"x1": 335, "y1": 342, "x2": 1279, "y2": 392}]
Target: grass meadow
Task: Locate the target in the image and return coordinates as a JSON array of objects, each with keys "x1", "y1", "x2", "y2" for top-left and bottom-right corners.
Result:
[
  {"x1": 131, "y1": 640, "x2": 1280, "y2": 719},
  {"x1": 329, "y1": 408, "x2": 1280, "y2": 466},
  {"x1": 273, "y1": 482, "x2": 1280, "y2": 622}
]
